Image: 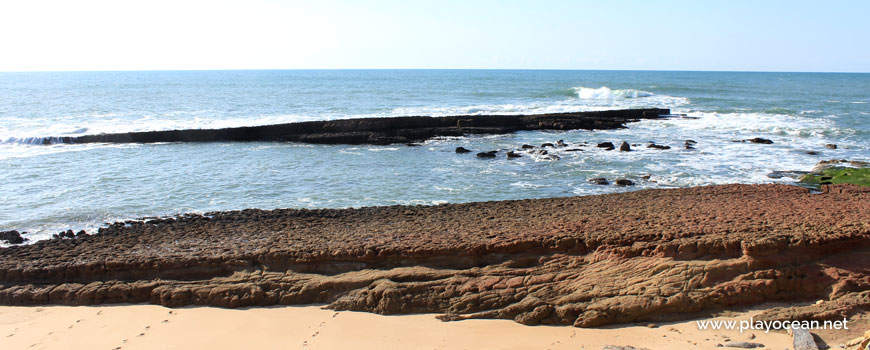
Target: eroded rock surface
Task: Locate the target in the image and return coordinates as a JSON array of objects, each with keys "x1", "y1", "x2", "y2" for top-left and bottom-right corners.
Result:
[{"x1": 0, "y1": 184, "x2": 868, "y2": 327}]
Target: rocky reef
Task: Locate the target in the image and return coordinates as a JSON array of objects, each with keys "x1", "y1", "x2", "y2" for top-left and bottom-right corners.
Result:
[
  {"x1": 0, "y1": 184, "x2": 867, "y2": 327},
  {"x1": 44, "y1": 108, "x2": 669, "y2": 145}
]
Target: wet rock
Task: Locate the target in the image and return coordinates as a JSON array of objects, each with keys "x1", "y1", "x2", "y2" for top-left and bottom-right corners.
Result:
[
  {"x1": 76, "y1": 230, "x2": 87, "y2": 237},
  {"x1": 521, "y1": 144, "x2": 534, "y2": 149},
  {"x1": 793, "y1": 328, "x2": 819, "y2": 350},
  {"x1": 564, "y1": 148, "x2": 583, "y2": 152},
  {"x1": 589, "y1": 177, "x2": 609, "y2": 185},
  {"x1": 556, "y1": 140, "x2": 568, "y2": 147},
  {"x1": 722, "y1": 341, "x2": 765, "y2": 348},
  {"x1": 619, "y1": 142, "x2": 631, "y2": 152},
  {"x1": 0, "y1": 230, "x2": 26, "y2": 244},
  {"x1": 647, "y1": 143, "x2": 671, "y2": 150},
  {"x1": 506, "y1": 151, "x2": 522, "y2": 159},
  {"x1": 542, "y1": 154, "x2": 560, "y2": 161},
  {"x1": 806, "y1": 151, "x2": 820, "y2": 155},
  {"x1": 685, "y1": 140, "x2": 697, "y2": 150},
  {"x1": 615, "y1": 179, "x2": 635, "y2": 186},
  {"x1": 767, "y1": 170, "x2": 809, "y2": 179},
  {"x1": 597, "y1": 142, "x2": 615, "y2": 150},
  {"x1": 746, "y1": 138, "x2": 774, "y2": 144},
  {"x1": 455, "y1": 147, "x2": 472, "y2": 154},
  {"x1": 476, "y1": 151, "x2": 498, "y2": 159},
  {"x1": 825, "y1": 144, "x2": 837, "y2": 149},
  {"x1": 541, "y1": 143, "x2": 555, "y2": 148}
]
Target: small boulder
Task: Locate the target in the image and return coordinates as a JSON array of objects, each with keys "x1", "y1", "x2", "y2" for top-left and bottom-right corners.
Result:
[
  {"x1": 455, "y1": 147, "x2": 472, "y2": 154},
  {"x1": 506, "y1": 151, "x2": 522, "y2": 159},
  {"x1": 792, "y1": 328, "x2": 819, "y2": 350},
  {"x1": 597, "y1": 142, "x2": 615, "y2": 150},
  {"x1": 476, "y1": 151, "x2": 498, "y2": 159},
  {"x1": 746, "y1": 137, "x2": 773, "y2": 144},
  {"x1": 589, "y1": 178, "x2": 609, "y2": 185},
  {"x1": 615, "y1": 179, "x2": 635, "y2": 186},
  {"x1": 825, "y1": 144, "x2": 837, "y2": 149},
  {"x1": 0, "y1": 230, "x2": 26, "y2": 244},
  {"x1": 619, "y1": 142, "x2": 631, "y2": 152},
  {"x1": 647, "y1": 143, "x2": 671, "y2": 150},
  {"x1": 521, "y1": 144, "x2": 535, "y2": 149},
  {"x1": 556, "y1": 139, "x2": 568, "y2": 147}
]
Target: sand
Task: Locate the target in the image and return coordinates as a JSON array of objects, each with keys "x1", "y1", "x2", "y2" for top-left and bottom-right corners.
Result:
[{"x1": 0, "y1": 304, "x2": 799, "y2": 350}]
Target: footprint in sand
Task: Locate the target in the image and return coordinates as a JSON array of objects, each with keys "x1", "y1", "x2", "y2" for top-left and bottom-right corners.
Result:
[
  {"x1": 35, "y1": 308, "x2": 44, "y2": 313},
  {"x1": 162, "y1": 319, "x2": 169, "y2": 323},
  {"x1": 96, "y1": 311, "x2": 102, "y2": 315}
]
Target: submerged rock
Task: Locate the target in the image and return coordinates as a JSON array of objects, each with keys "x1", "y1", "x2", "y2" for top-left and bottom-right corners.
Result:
[
  {"x1": 477, "y1": 151, "x2": 498, "y2": 159},
  {"x1": 541, "y1": 143, "x2": 555, "y2": 148},
  {"x1": 589, "y1": 177, "x2": 609, "y2": 185},
  {"x1": 746, "y1": 137, "x2": 774, "y2": 144},
  {"x1": 521, "y1": 144, "x2": 535, "y2": 149},
  {"x1": 647, "y1": 143, "x2": 671, "y2": 150},
  {"x1": 455, "y1": 147, "x2": 472, "y2": 153},
  {"x1": 506, "y1": 151, "x2": 522, "y2": 159}
]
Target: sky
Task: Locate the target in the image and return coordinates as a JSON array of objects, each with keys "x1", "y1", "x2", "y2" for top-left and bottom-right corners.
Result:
[{"x1": 0, "y1": 0, "x2": 868, "y2": 72}]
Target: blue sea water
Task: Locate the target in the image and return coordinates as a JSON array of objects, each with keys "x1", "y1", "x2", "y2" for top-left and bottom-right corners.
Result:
[{"x1": 0, "y1": 70, "x2": 868, "y2": 243}]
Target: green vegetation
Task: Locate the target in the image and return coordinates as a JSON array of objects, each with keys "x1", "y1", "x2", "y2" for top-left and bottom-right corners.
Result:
[{"x1": 799, "y1": 166, "x2": 870, "y2": 187}]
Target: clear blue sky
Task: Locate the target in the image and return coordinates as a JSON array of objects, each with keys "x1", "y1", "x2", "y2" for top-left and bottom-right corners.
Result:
[{"x1": 0, "y1": 0, "x2": 867, "y2": 72}]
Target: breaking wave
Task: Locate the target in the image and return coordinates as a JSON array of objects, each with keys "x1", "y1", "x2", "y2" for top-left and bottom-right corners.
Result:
[{"x1": 574, "y1": 86, "x2": 654, "y2": 100}]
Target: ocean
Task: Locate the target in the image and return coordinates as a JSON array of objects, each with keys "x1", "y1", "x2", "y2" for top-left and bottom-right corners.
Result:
[{"x1": 1, "y1": 70, "x2": 868, "y2": 243}]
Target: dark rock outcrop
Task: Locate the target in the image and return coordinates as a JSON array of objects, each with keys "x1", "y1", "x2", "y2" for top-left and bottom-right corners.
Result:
[
  {"x1": 589, "y1": 178, "x2": 609, "y2": 185},
  {"x1": 647, "y1": 143, "x2": 671, "y2": 150},
  {"x1": 0, "y1": 184, "x2": 867, "y2": 330},
  {"x1": 746, "y1": 138, "x2": 774, "y2": 144},
  {"x1": 615, "y1": 179, "x2": 634, "y2": 186},
  {"x1": 597, "y1": 142, "x2": 615, "y2": 151},
  {"x1": 43, "y1": 109, "x2": 671, "y2": 146},
  {"x1": 0, "y1": 231, "x2": 25, "y2": 245},
  {"x1": 506, "y1": 151, "x2": 522, "y2": 159},
  {"x1": 477, "y1": 151, "x2": 498, "y2": 159},
  {"x1": 619, "y1": 142, "x2": 631, "y2": 152}
]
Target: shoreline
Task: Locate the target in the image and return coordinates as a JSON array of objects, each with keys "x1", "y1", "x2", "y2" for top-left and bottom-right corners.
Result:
[
  {"x1": 0, "y1": 303, "x2": 809, "y2": 350},
  {"x1": 1, "y1": 183, "x2": 868, "y2": 331}
]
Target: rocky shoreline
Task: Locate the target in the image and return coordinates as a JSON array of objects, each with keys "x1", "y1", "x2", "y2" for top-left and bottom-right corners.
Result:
[
  {"x1": 1, "y1": 184, "x2": 867, "y2": 328},
  {"x1": 41, "y1": 108, "x2": 669, "y2": 145}
]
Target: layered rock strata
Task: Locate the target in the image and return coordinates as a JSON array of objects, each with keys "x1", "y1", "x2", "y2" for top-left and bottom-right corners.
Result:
[{"x1": 0, "y1": 184, "x2": 867, "y2": 327}]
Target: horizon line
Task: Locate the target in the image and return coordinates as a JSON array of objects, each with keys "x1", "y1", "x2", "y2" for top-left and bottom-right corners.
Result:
[{"x1": 1, "y1": 68, "x2": 869, "y2": 74}]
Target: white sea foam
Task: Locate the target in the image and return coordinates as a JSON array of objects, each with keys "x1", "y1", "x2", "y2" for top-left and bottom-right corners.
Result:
[{"x1": 574, "y1": 86, "x2": 654, "y2": 99}]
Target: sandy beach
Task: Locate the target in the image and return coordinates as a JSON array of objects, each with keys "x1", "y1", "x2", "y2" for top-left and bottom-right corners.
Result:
[{"x1": 0, "y1": 304, "x2": 808, "y2": 350}]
